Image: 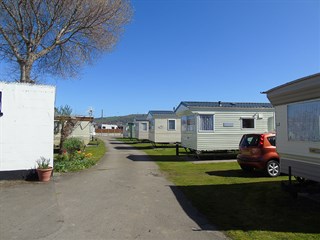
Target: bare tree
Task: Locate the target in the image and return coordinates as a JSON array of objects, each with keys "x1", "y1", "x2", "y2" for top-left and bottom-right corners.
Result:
[{"x1": 0, "y1": 0, "x2": 132, "y2": 83}]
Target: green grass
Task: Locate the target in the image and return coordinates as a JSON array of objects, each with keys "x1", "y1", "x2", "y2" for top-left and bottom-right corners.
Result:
[
  {"x1": 85, "y1": 138, "x2": 107, "y2": 161},
  {"x1": 118, "y1": 139, "x2": 320, "y2": 240},
  {"x1": 54, "y1": 138, "x2": 106, "y2": 172}
]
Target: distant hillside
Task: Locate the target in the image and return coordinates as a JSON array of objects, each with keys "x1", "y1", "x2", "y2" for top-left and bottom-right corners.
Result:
[{"x1": 94, "y1": 114, "x2": 147, "y2": 126}]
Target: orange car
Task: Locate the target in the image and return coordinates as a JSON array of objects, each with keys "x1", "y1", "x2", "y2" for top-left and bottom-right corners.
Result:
[{"x1": 237, "y1": 133, "x2": 280, "y2": 177}]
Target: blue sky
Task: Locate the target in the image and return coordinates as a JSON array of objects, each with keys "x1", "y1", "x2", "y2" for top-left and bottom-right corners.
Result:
[{"x1": 1, "y1": 0, "x2": 319, "y2": 117}]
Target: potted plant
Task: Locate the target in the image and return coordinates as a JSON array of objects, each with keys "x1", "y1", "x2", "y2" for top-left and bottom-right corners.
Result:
[{"x1": 36, "y1": 157, "x2": 53, "y2": 182}]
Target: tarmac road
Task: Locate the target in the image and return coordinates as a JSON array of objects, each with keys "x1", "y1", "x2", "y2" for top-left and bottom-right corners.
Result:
[{"x1": 0, "y1": 137, "x2": 228, "y2": 240}]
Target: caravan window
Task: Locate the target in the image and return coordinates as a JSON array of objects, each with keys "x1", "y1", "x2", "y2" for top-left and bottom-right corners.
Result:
[
  {"x1": 149, "y1": 119, "x2": 155, "y2": 130},
  {"x1": 288, "y1": 100, "x2": 320, "y2": 142},
  {"x1": 168, "y1": 119, "x2": 176, "y2": 130},
  {"x1": 242, "y1": 118, "x2": 255, "y2": 129},
  {"x1": 182, "y1": 116, "x2": 195, "y2": 132},
  {"x1": 199, "y1": 115, "x2": 214, "y2": 131},
  {"x1": 141, "y1": 123, "x2": 148, "y2": 131}
]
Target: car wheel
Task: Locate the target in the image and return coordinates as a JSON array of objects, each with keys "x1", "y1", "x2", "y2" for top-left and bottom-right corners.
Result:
[
  {"x1": 240, "y1": 165, "x2": 254, "y2": 172},
  {"x1": 266, "y1": 160, "x2": 280, "y2": 177}
]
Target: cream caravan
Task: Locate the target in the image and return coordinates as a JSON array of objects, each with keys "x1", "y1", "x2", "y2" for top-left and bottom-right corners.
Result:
[{"x1": 265, "y1": 73, "x2": 320, "y2": 182}]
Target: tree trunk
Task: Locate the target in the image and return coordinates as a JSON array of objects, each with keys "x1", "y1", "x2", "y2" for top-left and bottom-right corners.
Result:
[
  {"x1": 58, "y1": 119, "x2": 78, "y2": 154},
  {"x1": 19, "y1": 61, "x2": 34, "y2": 83}
]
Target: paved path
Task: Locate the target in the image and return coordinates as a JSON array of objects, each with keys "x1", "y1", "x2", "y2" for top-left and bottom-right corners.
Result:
[{"x1": 0, "y1": 137, "x2": 228, "y2": 240}]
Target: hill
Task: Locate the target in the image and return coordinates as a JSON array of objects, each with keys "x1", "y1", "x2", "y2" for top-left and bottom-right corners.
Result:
[{"x1": 94, "y1": 114, "x2": 147, "y2": 126}]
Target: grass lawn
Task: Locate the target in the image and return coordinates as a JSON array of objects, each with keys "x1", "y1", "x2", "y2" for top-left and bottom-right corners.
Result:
[
  {"x1": 119, "y1": 139, "x2": 320, "y2": 240},
  {"x1": 54, "y1": 138, "x2": 106, "y2": 172},
  {"x1": 85, "y1": 139, "x2": 107, "y2": 161}
]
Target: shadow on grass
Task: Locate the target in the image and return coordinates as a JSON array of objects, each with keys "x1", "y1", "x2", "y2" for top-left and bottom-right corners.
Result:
[
  {"x1": 109, "y1": 141, "x2": 142, "y2": 145},
  {"x1": 115, "y1": 146, "x2": 154, "y2": 150},
  {"x1": 127, "y1": 154, "x2": 185, "y2": 162},
  {"x1": 109, "y1": 141, "x2": 132, "y2": 145},
  {"x1": 152, "y1": 144, "x2": 177, "y2": 149},
  {"x1": 206, "y1": 169, "x2": 267, "y2": 178},
  {"x1": 170, "y1": 182, "x2": 320, "y2": 234},
  {"x1": 194, "y1": 153, "x2": 238, "y2": 160}
]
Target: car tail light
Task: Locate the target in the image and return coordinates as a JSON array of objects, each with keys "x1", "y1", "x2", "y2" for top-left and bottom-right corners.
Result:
[{"x1": 259, "y1": 134, "x2": 264, "y2": 147}]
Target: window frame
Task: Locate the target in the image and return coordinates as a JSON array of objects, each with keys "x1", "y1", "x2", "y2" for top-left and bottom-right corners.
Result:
[
  {"x1": 141, "y1": 122, "x2": 148, "y2": 131},
  {"x1": 198, "y1": 114, "x2": 215, "y2": 132},
  {"x1": 149, "y1": 119, "x2": 155, "y2": 130},
  {"x1": 287, "y1": 100, "x2": 320, "y2": 142},
  {"x1": 167, "y1": 119, "x2": 176, "y2": 131},
  {"x1": 241, "y1": 118, "x2": 255, "y2": 129}
]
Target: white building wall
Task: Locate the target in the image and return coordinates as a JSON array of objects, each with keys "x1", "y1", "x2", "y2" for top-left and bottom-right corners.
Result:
[
  {"x1": 70, "y1": 121, "x2": 93, "y2": 145},
  {"x1": 0, "y1": 82, "x2": 55, "y2": 171},
  {"x1": 181, "y1": 132, "x2": 197, "y2": 150},
  {"x1": 135, "y1": 121, "x2": 149, "y2": 140},
  {"x1": 154, "y1": 118, "x2": 181, "y2": 143}
]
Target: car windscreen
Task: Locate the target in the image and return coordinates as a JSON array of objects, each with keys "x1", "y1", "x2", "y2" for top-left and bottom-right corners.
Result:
[{"x1": 239, "y1": 135, "x2": 260, "y2": 147}]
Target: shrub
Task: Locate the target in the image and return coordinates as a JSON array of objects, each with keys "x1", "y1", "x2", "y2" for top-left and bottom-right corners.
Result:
[
  {"x1": 54, "y1": 138, "x2": 105, "y2": 173},
  {"x1": 62, "y1": 137, "x2": 85, "y2": 156},
  {"x1": 54, "y1": 151, "x2": 94, "y2": 172}
]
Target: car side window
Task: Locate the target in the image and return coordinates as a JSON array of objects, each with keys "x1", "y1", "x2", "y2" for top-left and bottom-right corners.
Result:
[{"x1": 267, "y1": 136, "x2": 276, "y2": 146}]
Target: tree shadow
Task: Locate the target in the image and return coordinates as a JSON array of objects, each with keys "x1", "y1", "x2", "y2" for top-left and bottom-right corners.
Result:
[
  {"x1": 109, "y1": 141, "x2": 131, "y2": 145},
  {"x1": 169, "y1": 185, "x2": 218, "y2": 231},
  {"x1": 206, "y1": 169, "x2": 267, "y2": 178},
  {"x1": 193, "y1": 153, "x2": 238, "y2": 160},
  {"x1": 170, "y1": 182, "x2": 320, "y2": 234}
]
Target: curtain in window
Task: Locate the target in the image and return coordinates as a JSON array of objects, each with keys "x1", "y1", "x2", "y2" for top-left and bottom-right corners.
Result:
[
  {"x1": 200, "y1": 115, "x2": 213, "y2": 131},
  {"x1": 288, "y1": 100, "x2": 320, "y2": 141}
]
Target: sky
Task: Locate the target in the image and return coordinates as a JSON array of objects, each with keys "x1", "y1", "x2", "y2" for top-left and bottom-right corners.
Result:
[{"x1": 1, "y1": 0, "x2": 319, "y2": 117}]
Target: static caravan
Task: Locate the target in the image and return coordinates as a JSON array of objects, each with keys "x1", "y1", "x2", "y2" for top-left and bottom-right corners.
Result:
[
  {"x1": 134, "y1": 118, "x2": 149, "y2": 140},
  {"x1": 265, "y1": 73, "x2": 320, "y2": 182},
  {"x1": 100, "y1": 123, "x2": 118, "y2": 129},
  {"x1": 0, "y1": 82, "x2": 55, "y2": 179},
  {"x1": 147, "y1": 111, "x2": 181, "y2": 144},
  {"x1": 175, "y1": 101, "x2": 275, "y2": 152},
  {"x1": 54, "y1": 116, "x2": 94, "y2": 148},
  {"x1": 123, "y1": 122, "x2": 135, "y2": 138}
]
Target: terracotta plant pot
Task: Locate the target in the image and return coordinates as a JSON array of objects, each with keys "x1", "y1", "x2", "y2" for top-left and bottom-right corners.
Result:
[{"x1": 36, "y1": 167, "x2": 53, "y2": 182}]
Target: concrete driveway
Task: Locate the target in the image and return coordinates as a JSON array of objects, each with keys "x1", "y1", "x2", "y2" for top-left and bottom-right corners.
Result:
[{"x1": 0, "y1": 137, "x2": 228, "y2": 240}]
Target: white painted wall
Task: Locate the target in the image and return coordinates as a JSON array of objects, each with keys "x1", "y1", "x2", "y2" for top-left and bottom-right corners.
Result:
[
  {"x1": 148, "y1": 118, "x2": 181, "y2": 143},
  {"x1": 134, "y1": 120, "x2": 149, "y2": 140},
  {"x1": 0, "y1": 82, "x2": 55, "y2": 171}
]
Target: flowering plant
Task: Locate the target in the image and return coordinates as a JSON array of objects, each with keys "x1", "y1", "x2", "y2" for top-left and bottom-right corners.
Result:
[{"x1": 36, "y1": 157, "x2": 51, "y2": 169}]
